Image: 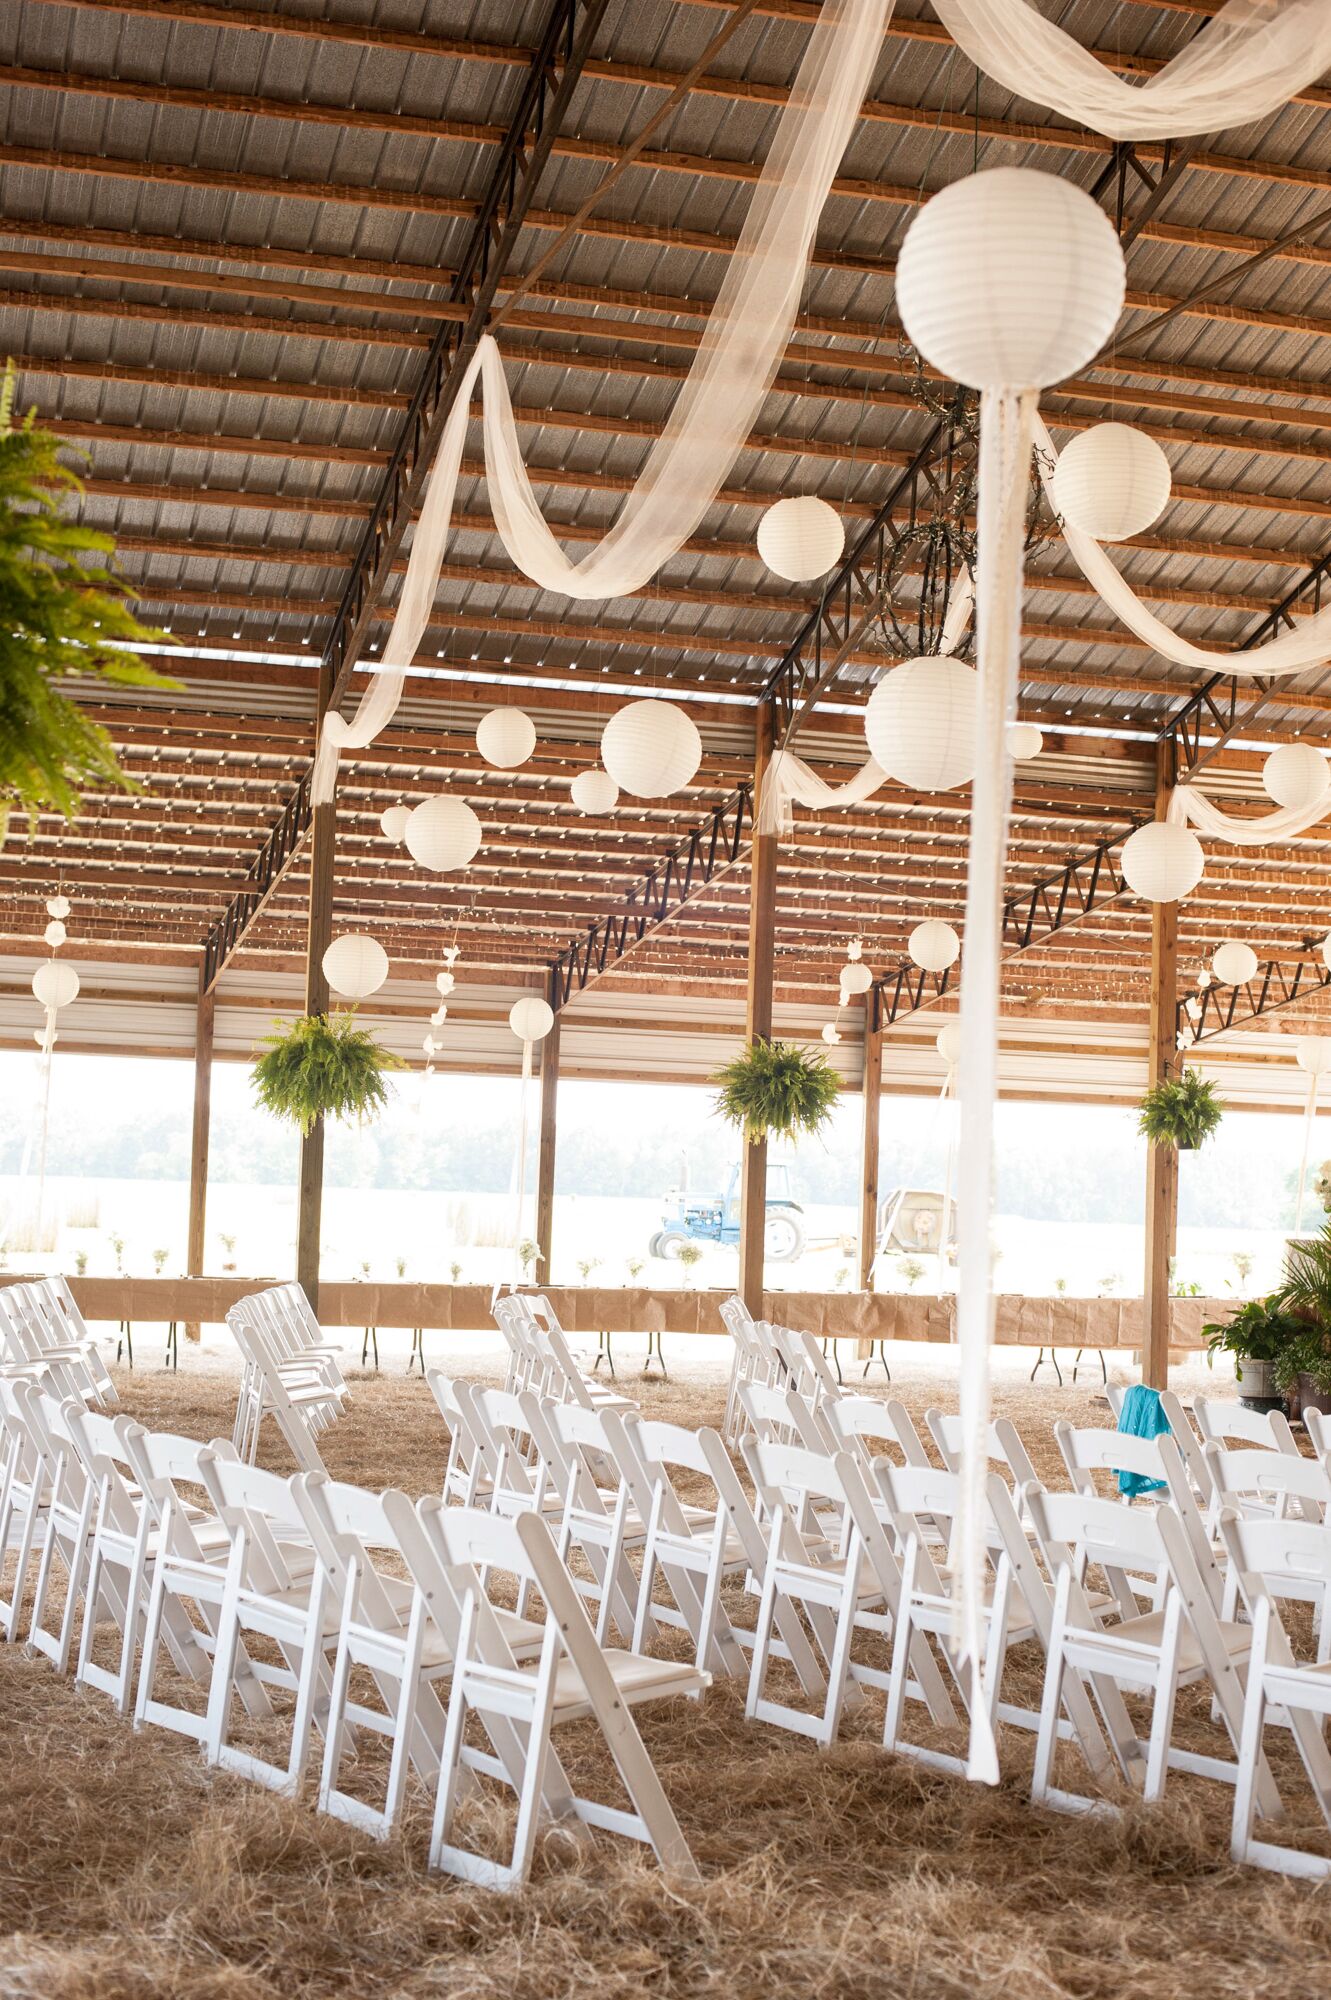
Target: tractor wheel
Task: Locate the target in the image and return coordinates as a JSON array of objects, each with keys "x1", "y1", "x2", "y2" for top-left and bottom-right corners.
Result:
[
  {"x1": 656, "y1": 1231, "x2": 689, "y2": 1260},
  {"x1": 647, "y1": 1231, "x2": 666, "y2": 1258},
  {"x1": 764, "y1": 1211, "x2": 805, "y2": 1262}
]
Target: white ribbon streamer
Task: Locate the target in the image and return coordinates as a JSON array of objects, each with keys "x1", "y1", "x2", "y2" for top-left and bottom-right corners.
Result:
[{"x1": 1173, "y1": 782, "x2": 1331, "y2": 845}]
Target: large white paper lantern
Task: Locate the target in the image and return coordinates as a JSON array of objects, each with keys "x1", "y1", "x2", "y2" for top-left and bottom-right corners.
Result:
[
  {"x1": 1212, "y1": 940, "x2": 1258, "y2": 987},
  {"x1": 509, "y1": 996, "x2": 554, "y2": 1044},
  {"x1": 864, "y1": 655, "x2": 977, "y2": 793},
  {"x1": 380, "y1": 804, "x2": 412, "y2": 842},
  {"x1": 1297, "y1": 1037, "x2": 1331, "y2": 1077},
  {"x1": 476, "y1": 707, "x2": 536, "y2": 770},
  {"x1": 322, "y1": 933, "x2": 389, "y2": 1001},
  {"x1": 1120, "y1": 821, "x2": 1205, "y2": 903},
  {"x1": 1052, "y1": 423, "x2": 1172, "y2": 541},
  {"x1": 571, "y1": 767, "x2": 619, "y2": 814},
  {"x1": 32, "y1": 960, "x2": 79, "y2": 1010},
  {"x1": 909, "y1": 919, "x2": 960, "y2": 973},
  {"x1": 601, "y1": 699, "x2": 701, "y2": 799},
  {"x1": 840, "y1": 961, "x2": 873, "y2": 996},
  {"x1": 757, "y1": 496, "x2": 845, "y2": 582},
  {"x1": 896, "y1": 167, "x2": 1125, "y2": 392},
  {"x1": 1008, "y1": 721, "x2": 1044, "y2": 761},
  {"x1": 1263, "y1": 743, "x2": 1329, "y2": 811},
  {"x1": 405, "y1": 796, "x2": 483, "y2": 872},
  {"x1": 936, "y1": 1020, "x2": 962, "y2": 1066}
]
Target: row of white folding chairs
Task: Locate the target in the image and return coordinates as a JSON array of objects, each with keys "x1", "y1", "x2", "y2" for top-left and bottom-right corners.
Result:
[
  {"x1": 492, "y1": 1292, "x2": 636, "y2": 1416},
  {"x1": 0, "y1": 1375, "x2": 705, "y2": 1889},
  {"x1": 0, "y1": 1277, "x2": 118, "y2": 1411},
  {"x1": 227, "y1": 1285, "x2": 349, "y2": 1472}
]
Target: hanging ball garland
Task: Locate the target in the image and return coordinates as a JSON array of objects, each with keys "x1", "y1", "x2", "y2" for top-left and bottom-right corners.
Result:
[
  {"x1": 1051, "y1": 423, "x2": 1172, "y2": 542},
  {"x1": 405, "y1": 795, "x2": 483, "y2": 872},
  {"x1": 476, "y1": 707, "x2": 536, "y2": 770},
  {"x1": 322, "y1": 933, "x2": 389, "y2": 1001},
  {"x1": 1263, "y1": 743, "x2": 1330, "y2": 812},
  {"x1": 33, "y1": 960, "x2": 79, "y2": 1012},
  {"x1": 509, "y1": 996, "x2": 554, "y2": 1044},
  {"x1": 44, "y1": 919, "x2": 67, "y2": 949},
  {"x1": 1008, "y1": 721, "x2": 1044, "y2": 761},
  {"x1": 46, "y1": 894, "x2": 71, "y2": 921},
  {"x1": 601, "y1": 698, "x2": 702, "y2": 800},
  {"x1": 380, "y1": 804, "x2": 412, "y2": 842},
  {"x1": 864, "y1": 655, "x2": 978, "y2": 793},
  {"x1": 757, "y1": 495, "x2": 845, "y2": 582},
  {"x1": 435, "y1": 971, "x2": 456, "y2": 997},
  {"x1": 909, "y1": 918, "x2": 961, "y2": 973},
  {"x1": 821, "y1": 1022, "x2": 841, "y2": 1045},
  {"x1": 571, "y1": 767, "x2": 619, "y2": 814},
  {"x1": 1212, "y1": 940, "x2": 1259, "y2": 987},
  {"x1": 895, "y1": 166, "x2": 1126, "y2": 393},
  {"x1": 1120, "y1": 820, "x2": 1205, "y2": 904}
]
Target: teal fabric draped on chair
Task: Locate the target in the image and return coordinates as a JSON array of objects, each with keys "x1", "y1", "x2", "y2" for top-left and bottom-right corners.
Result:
[{"x1": 1115, "y1": 1383, "x2": 1170, "y2": 1497}]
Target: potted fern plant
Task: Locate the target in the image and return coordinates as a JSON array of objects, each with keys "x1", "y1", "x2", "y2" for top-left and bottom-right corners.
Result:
[
  {"x1": 713, "y1": 1037, "x2": 840, "y2": 1146},
  {"x1": 1137, "y1": 1067, "x2": 1224, "y2": 1150},
  {"x1": 1203, "y1": 1295, "x2": 1300, "y2": 1410},
  {"x1": 252, "y1": 1010, "x2": 404, "y2": 1136},
  {"x1": 1274, "y1": 1223, "x2": 1331, "y2": 1421}
]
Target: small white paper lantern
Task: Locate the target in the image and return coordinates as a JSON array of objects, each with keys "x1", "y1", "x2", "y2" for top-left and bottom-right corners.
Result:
[
  {"x1": 43, "y1": 919, "x2": 67, "y2": 949},
  {"x1": 757, "y1": 496, "x2": 845, "y2": 582},
  {"x1": 909, "y1": 919, "x2": 960, "y2": 973},
  {"x1": 1008, "y1": 721, "x2": 1044, "y2": 761},
  {"x1": 405, "y1": 796, "x2": 483, "y2": 872},
  {"x1": 1212, "y1": 940, "x2": 1259, "y2": 987},
  {"x1": 1297, "y1": 1036, "x2": 1331, "y2": 1077},
  {"x1": 896, "y1": 167, "x2": 1126, "y2": 392},
  {"x1": 936, "y1": 1020, "x2": 962, "y2": 1067},
  {"x1": 571, "y1": 768, "x2": 619, "y2": 814},
  {"x1": 1120, "y1": 821, "x2": 1205, "y2": 903},
  {"x1": 45, "y1": 894, "x2": 71, "y2": 920},
  {"x1": 435, "y1": 971, "x2": 455, "y2": 997},
  {"x1": 476, "y1": 707, "x2": 536, "y2": 769},
  {"x1": 32, "y1": 960, "x2": 79, "y2": 1010},
  {"x1": 601, "y1": 699, "x2": 702, "y2": 799},
  {"x1": 1263, "y1": 743, "x2": 1329, "y2": 812},
  {"x1": 380, "y1": 804, "x2": 412, "y2": 842},
  {"x1": 840, "y1": 961, "x2": 872, "y2": 996},
  {"x1": 509, "y1": 996, "x2": 554, "y2": 1044},
  {"x1": 322, "y1": 933, "x2": 389, "y2": 1000},
  {"x1": 864, "y1": 656, "x2": 978, "y2": 793},
  {"x1": 1052, "y1": 423, "x2": 1172, "y2": 541}
]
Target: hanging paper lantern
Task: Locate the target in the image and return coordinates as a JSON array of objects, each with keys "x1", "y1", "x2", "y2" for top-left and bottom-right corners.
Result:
[
  {"x1": 322, "y1": 933, "x2": 389, "y2": 1001},
  {"x1": 864, "y1": 656, "x2": 978, "y2": 793},
  {"x1": 909, "y1": 919, "x2": 960, "y2": 973},
  {"x1": 476, "y1": 707, "x2": 536, "y2": 770},
  {"x1": 380, "y1": 804, "x2": 412, "y2": 842},
  {"x1": 571, "y1": 767, "x2": 619, "y2": 814},
  {"x1": 443, "y1": 944, "x2": 461, "y2": 966},
  {"x1": 840, "y1": 961, "x2": 873, "y2": 996},
  {"x1": 32, "y1": 961, "x2": 79, "y2": 1010},
  {"x1": 1120, "y1": 821, "x2": 1204, "y2": 903},
  {"x1": 430, "y1": 1005, "x2": 448, "y2": 1026},
  {"x1": 422, "y1": 1034, "x2": 438, "y2": 1056},
  {"x1": 757, "y1": 496, "x2": 845, "y2": 582},
  {"x1": 1008, "y1": 721, "x2": 1044, "y2": 761},
  {"x1": 509, "y1": 996, "x2": 554, "y2": 1043},
  {"x1": 895, "y1": 167, "x2": 1125, "y2": 392},
  {"x1": 1263, "y1": 743, "x2": 1329, "y2": 812},
  {"x1": 845, "y1": 938, "x2": 864, "y2": 961},
  {"x1": 1051, "y1": 423, "x2": 1172, "y2": 541},
  {"x1": 601, "y1": 699, "x2": 702, "y2": 799},
  {"x1": 821, "y1": 1022, "x2": 841, "y2": 1045},
  {"x1": 1212, "y1": 940, "x2": 1258, "y2": 987},
  {"x1": 43, "y1": 919, "x2": 67, "y2": 949},
  {"x1": 936, "y1": 1020, "x2": 962, "y2": 1067},
  {"x1": 45, "y1": 894, "x2": 71, "y2": 920},
  {"x1": 435, "y1": 971, "x2": 455, "y2": 997},
  {"x1": 405, "y1": 796, "x2": 483, "y2": 872},
  {"x1": 1297, "y1": 1037, "x2": 1331, "y2": 1076}
]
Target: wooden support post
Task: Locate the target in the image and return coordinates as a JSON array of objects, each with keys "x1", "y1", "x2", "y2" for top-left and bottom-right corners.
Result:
[
  {"x1": 535, "y1": 1008, "x2": 561, "y2": 1285},
  {"x1": 184, "y1": 963, "x2": 214, "y2": 1341},
  {"x1": 859, "y1": 994, "x2": 882, "y2": 1291},
  {"x1": 296, "y1": 795, "x2": 336, "y2": 1311},
  {"x1": 1142, "y1": 747, "x2": 1179, "y2": 1389},
  {"x1": 738, "y1": 705, "x2": 778, "y2": 1317}
]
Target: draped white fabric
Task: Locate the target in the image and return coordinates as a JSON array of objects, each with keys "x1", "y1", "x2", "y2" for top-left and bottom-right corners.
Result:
[
  {"x1": 314, "y1": 0, "x2": 896, "y2": 801},
  {"x1": 1172, "y1": 781, "x2": 1331, "y2": 845},
  {"x1": 931, "y1": 0, "x2": 1331, "y2": 139}
]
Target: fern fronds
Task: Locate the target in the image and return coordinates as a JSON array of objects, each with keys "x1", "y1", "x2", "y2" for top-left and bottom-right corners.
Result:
[
  {"x1": 252, "y1": 1011, "x2": 405, "y2": 1136},
  {"x1": 712, "y1": 1038, "x2": 840, "y2": 1145}
]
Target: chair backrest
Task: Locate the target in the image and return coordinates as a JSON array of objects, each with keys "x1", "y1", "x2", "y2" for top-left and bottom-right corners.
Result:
[
  {"x1": 119, "y1": 1421, "x2": 225, "y2": 1562},
  {"x1": 1055, "y1": 1419, "x2": 1173, "y2": 1496},
  {"x1": 1219, "y1": 1505, "x2": 1331, "y2": 1613},
  {"x1": 465, "y1": 1384, "x2": 551, "y2": 1511},
  {"x1": 1193, "y1": 1396, "x2": 1299, "y2": 1455},
  {"x1": 741, "y1": 1434, "x2": 846, "y2": 1552},
  {"x1": 1027, "y1": 1482, "x2": 1168, "y2": 1592},
  {"x1": 737, "y1": 1378, "x2": 834, "y2": 1454},
  {"x1": 226, "y1": 1304, "x2": 330, "y2": 1473},
  {"x1": 199, "y1": 1450, "x2": 312, "y2": 1594},
  {"x1": 426, "y1": 1369, "x2": 487, "y2": 1504},
  {"x1": 793, "y1": 1328, "x2": 844, "y2": 1407},
  {"x1": 926, "y1": 1407, "x2": 1040, "y2": 1494},
  {"x1": 1203, "y1": 1441, "x2": 1330, "y2": 1525},
  {"x1": 293, "y1": 1469, "x2": 416, "y2": 1634},
  {"x1": 824, "y1": 1393, "x2": 908, "y2": 1466},
  {"x1": 1156, "y1": 1389, "x2": 1212, "y2": 1505},
  {"x1": 1304, "y1": 1405, "x2": 1331, "y2": 1459}
]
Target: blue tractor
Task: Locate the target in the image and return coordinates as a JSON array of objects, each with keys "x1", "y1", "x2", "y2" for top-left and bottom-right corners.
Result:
[{"x1": 648, "y1": 1161, "x2": 806, "y2": 1263}]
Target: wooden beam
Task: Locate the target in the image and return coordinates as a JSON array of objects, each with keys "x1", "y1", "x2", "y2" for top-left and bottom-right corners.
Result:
[
  {"x1": 1142, "y1": 749, "x2": 1179, "y2": 1390},
  {"x1": 184, "y1": 963, "x2": 214, "y2": 1340},
  {"x1": 738, "y1": 706, "x2": 778, "y2": 1317},
  {"x1": 859, "y1": 997, "x2": 882, "y2": 1291},
  {"x1": 535, "y1": 1009, "x2": 561, "y2": 1283},
  {"x1": 296, "y1": 796, "x2": 335, "y2": 1310}
]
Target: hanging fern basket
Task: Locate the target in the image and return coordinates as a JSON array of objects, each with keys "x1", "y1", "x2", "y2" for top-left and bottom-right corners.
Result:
[
  {"x1": 712, "y1": 1037, "x2": 840, "y2": 1146},
  {"x1": 1136, "y1": 1067, "x2": 1224, "y2": 1151},
  {"x1": 252, "y1": 1010, "x2": 405, "y2": 1136}
]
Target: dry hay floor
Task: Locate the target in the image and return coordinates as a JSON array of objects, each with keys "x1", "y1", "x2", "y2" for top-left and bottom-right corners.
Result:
[{"x1": 4, "y1": 1358, "x2": 1331, "y2": 2000}]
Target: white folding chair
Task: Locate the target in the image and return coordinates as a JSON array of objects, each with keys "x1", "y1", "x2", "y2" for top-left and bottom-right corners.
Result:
[
  {"x1": 21, "y1": 1280, "x2": 118, "y2": 1409},
  {"x1": 1205, "y1": 1443, "x2": 1331, "y2": 1653},
  {"x1": 738, "y1": 1378, "x2": 837, "y2": 1455},
  {"x1": 66, "y1": 1402, "x2": 158, "y2": 1712},
  {"x1": 719, "y1": 1293, "x2": 769, "y2": 1444},
  {"x1": 0, "y1": 1374, "x2": 54, "y2": 1642},
  {"x1": 426, "y1": 1370, "x2": 491, "y2": 1508},
  {"x1": 19, "y1": 1382, "x2": 96, "y2": 1675},
  {"x1": 528, "y1": 1297, "x2": 637, "y2": 1415},
  {"x1": 1156, "y1": 1389, "x2": 1214, "y2": 1510},
  {"x1": 227, "y1": 1305, "x2": 338, "y2": 1473},
  {"x1": 0, "y1": 1289, "x2": 92, "y2": 1407},
  {"x1": 1193, "y1": 1396, "x2": 1300, "y2": 1457},
  {"x1": 528, "y1": 1397, "x2": 645, "y2": 1644},
  {"x1": 926, "y1": 1406, "x2": 1041, "y2": 1501}
]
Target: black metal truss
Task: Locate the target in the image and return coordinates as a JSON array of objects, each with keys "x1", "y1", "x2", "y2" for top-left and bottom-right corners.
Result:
[
  {"x1": 201, "y1": 771, "x2": 312, "y2": 991},
  {"x1": 1178, "y1": 946, "x2": 1331, "y2": 1048}
]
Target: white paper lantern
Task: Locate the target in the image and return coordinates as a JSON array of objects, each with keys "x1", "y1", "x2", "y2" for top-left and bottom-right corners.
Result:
[
  {"x1": 422, "y1": 1034, "x2": 437, "y2": 1056},
  {"x1": 32, "y1": 960, "x2": 79, "y2": 1010},
  {"x1": 1119, "y1": 821, "x2": 1205, "y2": 903},
  {"x1": 1263, "y1": 743, "x2": 1329, "y2": 812},
  {"x1": 476, "y1": 707, "x2": 536, "y2": 770},
  {"x1": 45, "y1": 894, "x2": 71, "y2": 920},
  {"x1": 43, "y1": 919, "x2": 66, "y2": 949},
  {"x1": 840, "y1": 961, "x2": 872, "y2": 996},
  {"x1": 1212, "y1": 940, "x2": 1258, "y2": 987},
  {"x1": 821, "y1": 1022, "x2": 841, "y2": 1045},
  {"x1": 435, "y1": 971, "x2": 455, "y2": 997},
  {"x1": 430, "y1": 1005, "x2": 448, "y2": 1026},
  {"x1": 1008, "y1": 721, "x2": 1044, "y2": 761},
  {"x1": 570, "y1": 767, "x2": 619, "y2": 814},
  {"x1": 380, "y1": 804, "x2": 412, "y2": 842},
  {"x1": 404, "y1": 796, "x2": 483, "y2": 872},
  {"x1": 757, "y1": 496, "x2": 845, "y2": 582},
  {"x1": 864, "y1": 655, "x2": 977, "y2": 793},
  {"x1": 1051, "y1": 423, "x2": 1172, "y2": 541},
  {"x1": 322, "y1": 933, "x2": 389, "y2": 1000},
  {"x1": 1297, "y1": 1036, "x2": 1331, "y2": 1077},
  {"x1": 896, "y1": 167, "x2": 1126, "y2": 392},
  {"x1": 909, "y1": 919, "x2": 960, "y2": 973},
  {"x1": 936, "y1": 1020, "x2": 962, "y2": 1067},
  {"x1": 509, "y1": 996, "x2": 554, "y2": 1044},
  {"x1": 601, "y1": 699, "x2": 701, "y2": 799}
]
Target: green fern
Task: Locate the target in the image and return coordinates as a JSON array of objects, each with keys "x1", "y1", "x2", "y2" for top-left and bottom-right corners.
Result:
[
  {"x1": 0, "y1": 362, "x2": 176, "y2": 821},
  {"x1": 252, "y1": 1011, "x2": 405, "y2": 1136},
  {"x1": 1136, "y1": 1067, "x2": 1224, "y2": 1150},
  {"x1": 712, "y1": 1037, "x2": 840, "y2": 1146}
]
